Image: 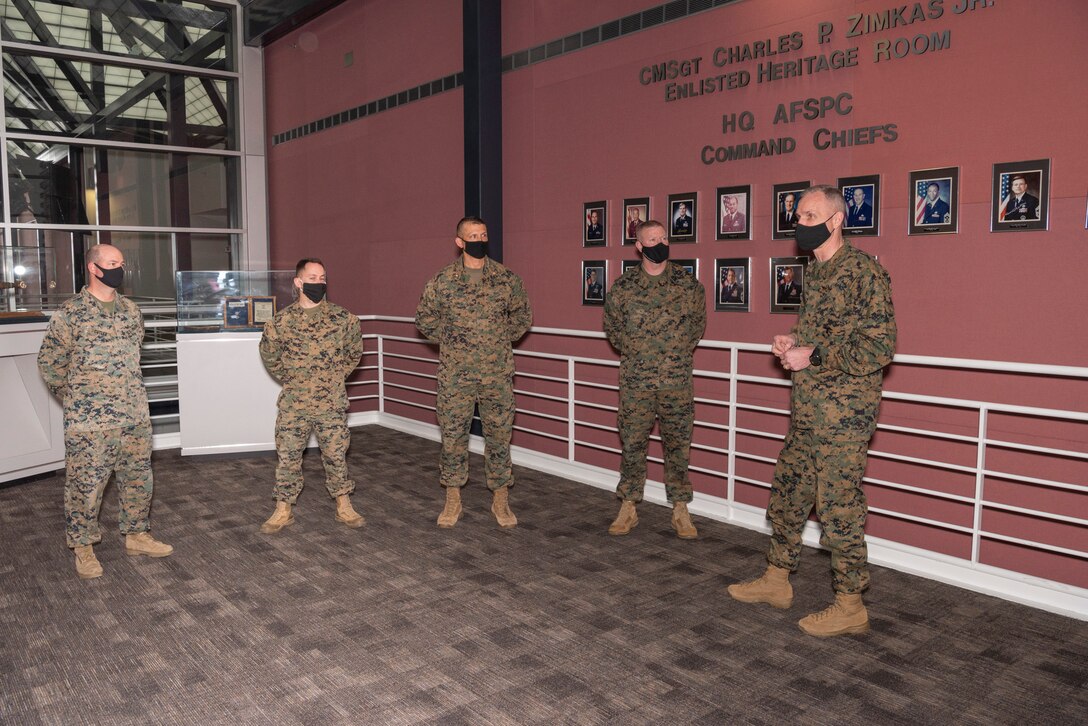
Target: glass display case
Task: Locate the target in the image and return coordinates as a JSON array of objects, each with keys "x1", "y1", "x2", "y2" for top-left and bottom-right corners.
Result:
[
  {"x1": 175, "y1": 269, "x2": 294, "y2": 332},
  {"x1": 1, "y1": 241, "x2": 63, "y2": 319}
]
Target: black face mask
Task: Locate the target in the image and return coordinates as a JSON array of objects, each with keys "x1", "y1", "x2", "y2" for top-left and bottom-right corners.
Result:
[
  {"x1": 301, "y1": 282, "x2": 326, "y2": 303},
  {"x1": 640, "y1": 243, "x2": 669, "y2": 264},
  {"x1": 795, "y1": 216, "x2": 834, "y2": 251},
  {"x1": 463, "y1": 241, "x2": 488, "y2": 259},
  {"x1": 94, "y1": 263, "x2": 125, "y2": 289}
]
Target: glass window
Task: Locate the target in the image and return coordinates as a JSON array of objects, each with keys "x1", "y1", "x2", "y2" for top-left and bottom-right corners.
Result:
[
  {"x1": 4, "y1": 52, "x2": 236, "y2": 149},
  {"x1": 7, "y1": 142, "x2": 238, "y2": 228},
  {"x1": 0, "y1": 1, "x2": 234, "y2": 71}
]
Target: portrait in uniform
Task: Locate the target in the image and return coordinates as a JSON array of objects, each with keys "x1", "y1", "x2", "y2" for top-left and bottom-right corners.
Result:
[
  {"x1": 717, "y1": 185, "x2": 751, "y2": 240},
  {"x1": 583, "y1": 201, "x2": 606, "y2": 246},
  {"x1": 909, "y1": 167, "x2": 959, "y2": 235},
  {"x1": 715, "y1": 257, "x2": 750, "y2": 312},
  {"x1": 770, "y1": 256, "x2": 808, "y2": 313},
  {"x1": 667, "y1": 193, "x2": 697, "y2": 242},
  {"x1": 623, "y1": 198, "x2": 649, "y2": 245},
  {"x1": 582, "y1": 261, "x2": 606, "y2": 305},
  {"x1": 772, "y1": 181, "x2": 808, "y2": 240},
  {"x1": 992, "y1": 159, "x2": 1050, "y2": 232},
  {"x1": 839, "y1": 174, "x2": 881, "y2": 236}
]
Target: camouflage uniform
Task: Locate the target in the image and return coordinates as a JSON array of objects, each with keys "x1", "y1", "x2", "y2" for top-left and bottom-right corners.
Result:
[
  {"x1": 37, "y1": 288, "x2": 154, "y2": 548},
  {"x1": 415, "y1": 257, "x2": 532, "y2": 491},
  {"x1": 767, "y1": 241, "x2": 896, "y2": 594},
  {"x1": 259, "y1": 300, "x2": 363, "y2": 503},
  {"x1": 604, "y1": 262, "x2": 706, "y2": 503}
]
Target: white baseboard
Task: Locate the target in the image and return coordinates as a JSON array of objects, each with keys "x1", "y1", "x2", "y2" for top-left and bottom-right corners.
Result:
[{"x1": 365, "y1": 412, "x2": 1088, "y2": 621}]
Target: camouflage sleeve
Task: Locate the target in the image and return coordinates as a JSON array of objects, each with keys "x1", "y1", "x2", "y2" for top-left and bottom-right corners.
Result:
[
  {"x1": 827, "y1": 268, "x2": 897, "y2": 375},
  {"x1": 341, "y1": 314, "x2": 363, "y2": 379},
  {"x1": 687, "y1": 282, "x2": 707, "y2": 351},
  {"x1": 603, "y1": 287, "x2": 624, "y2": 352},
  {"x1": 259, "y1": 316, "x2": 287, "y2": 381},
  {"x1": 415, "y1": 278, "x2": 443, "y2": 343},
  {"x1": 508, "y1": 276, "x2": 532, "y2": 342},
  {"x1": 37, "y1": 311, "x2": 73, "y2": 397}
]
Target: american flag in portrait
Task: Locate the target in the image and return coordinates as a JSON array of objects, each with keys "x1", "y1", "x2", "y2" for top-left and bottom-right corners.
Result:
[
  {"x1": 997, "y1": 174, "x2": 1012, "y2": 222},
  {"x1": 915, "y1": 180, "x2": 929, "y2": 224}
]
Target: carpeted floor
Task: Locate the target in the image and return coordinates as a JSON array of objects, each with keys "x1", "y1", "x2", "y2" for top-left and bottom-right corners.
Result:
[{"x1": 0, "y1": 426, "x2": 1085, "y2": 725}]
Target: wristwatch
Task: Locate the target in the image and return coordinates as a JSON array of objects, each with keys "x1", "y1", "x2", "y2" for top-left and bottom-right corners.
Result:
[{"x1": 809, "y1": 345, "x2": 823, "y2": 366}]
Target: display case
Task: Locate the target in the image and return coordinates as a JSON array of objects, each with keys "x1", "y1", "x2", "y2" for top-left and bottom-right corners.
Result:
[
  {"x1": 0, "y1": 242, "x2": 62, "y2": 320},
  {"x1": 175, "y1": 269, "x2": 294, "y2": 331}
]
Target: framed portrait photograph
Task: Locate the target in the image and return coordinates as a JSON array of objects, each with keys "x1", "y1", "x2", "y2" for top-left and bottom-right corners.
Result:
[
  {"x1": 621, "y1": 259, "x2": 640, "y2": 275},
  {"x1": 673, "y1": 258, "x2": 698, "y2": 279},
  {"x1": 583, "y1": 201, "x2": 606, "y2": 246},
  {"x1": 717, "y1": 185, "x2": 751, "y2": 240},
  {"x1": 715, "y1": 257, "x2": 750, "y2": 312},
  {"x1": 772, "y1": 181, "x2": 808, "y2": 240},
  {"x1": 622, "y1": 197, "x2": 650, "y2": 245},
  {"x1": 582, "y1": 260, "x2": 606, "y2": 306},
  {"x1": 222, "y1": 296, "x2": 252, "y2": 329},
  {"x1": 770, "y1": 256, "x2": 808, "y2": 314},
  {"x1": 840, "y1": 174, "x2": 880, "y2": 236},
  {"x1": 992, "y1": 159, "x2": 1050, "y2": 232},
  {"x1": 251, "y1": 296, "x2": 277, "y2": 326},
  {"x1": 667, "y1": 192, "x2": 697, "y2": 243},
  {"x1": 909, "y1": 167, "x2": 959, "y2": 235}
]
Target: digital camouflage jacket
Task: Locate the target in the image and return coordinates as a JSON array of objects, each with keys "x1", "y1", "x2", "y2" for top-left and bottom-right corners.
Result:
[{"x1": 37, "y1": 287, "x2": 150, "y2": 431}]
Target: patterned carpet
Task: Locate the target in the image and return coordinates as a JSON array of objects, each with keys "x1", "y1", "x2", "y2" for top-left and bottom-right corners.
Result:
[{"x1": 0, "y1": 426, "x2": 1084, "y2": 725}]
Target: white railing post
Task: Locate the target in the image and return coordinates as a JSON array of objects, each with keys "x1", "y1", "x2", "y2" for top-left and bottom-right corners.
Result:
[
  {"x1": 377, "y1": 335, "x2": 385, "y2": 414},
  {"x1": 971, "y1": 405, "x2": 988, "y2": 563},
  {"x1": 568, "y1": 358, "x2": 576, "y2": 463},
  {"x1": 726, "y1": 345, "x2": 739, "y2": 516}
]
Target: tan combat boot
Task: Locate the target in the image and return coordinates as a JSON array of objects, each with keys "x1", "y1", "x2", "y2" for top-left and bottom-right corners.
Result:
[
  {"x1": 727, "y1": 565, "x2": 794, "y2": 609},
  {"x1": 335, "y1": 494, "x2": 365, "y2": 528},
  {"x1": 671, "y1": 501, "x2": 698, "y2": 539},
  {"x1": 798, "y1": 593, "x2": 869, "y2": 637},
  {"x1": 491, "y1": 486, "x2": 518, "y2": 528},
  {"x1": 260, "y1": 501, "x2": 294, "y2": 534},
  {"x1": 74, "y1": 545, "x2": 103, "y2": 579},
  {"x1": 437, "y1": 486, "x2": 462, "y2": 528},
  {"x1": 125, "y1": 532, "x2": 174, "y2": 558},
  {"x1": 608, "y1": 500, "x2": 638, "y2": 535}
]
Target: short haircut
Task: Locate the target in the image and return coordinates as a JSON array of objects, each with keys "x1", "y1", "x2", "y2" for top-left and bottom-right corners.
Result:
[
  {"x1": 635, "y1": 220, "x2": 666, "y2": 241},
  {"x1": 295, "y1": 257, "x2": 324, "y2": 276},
  {"x1": 927, "y1": 181, "x2": 940, "y2": 190},
  {"x1": 1010, "y1": 175, "x2": 1027, "y2": 184},
  {"x1": 800, "y1": 185, "x2": 847, "y2": 216},
  {"x1": 86, "y1": 243, "x2": 114, "y2": 266},
  {"x1": 456, "y1": 216, "x2": 486, "y2": 238}
]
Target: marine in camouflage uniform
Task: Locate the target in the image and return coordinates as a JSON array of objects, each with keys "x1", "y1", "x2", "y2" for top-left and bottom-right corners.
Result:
[
  {"x1": 603, "y1": 221, "x2": 706, "y2": 539},
  {"x1": 259, "y1": 258, "x2": 364, "y2": 533},
  {"x1": 37, "y1": 244, "x2": 172, "y2": 580},
  {"x1": 728, "y1": 185, "x2": 896, "y2": 637},
  {"x1": 415, "y1": 217, "x2": 532, "y2": 528}
]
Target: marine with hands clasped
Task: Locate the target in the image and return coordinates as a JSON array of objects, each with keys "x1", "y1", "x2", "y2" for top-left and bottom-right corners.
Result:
[
  {"x1": 415, "y1": 217, "x2": 533, "y2": 528},
  {"x1": 728, "y1": 185, "x2": 896, "y2": 638},
  {"x1": 259, "y1": 258, "x2": 365, "y2": 533},
  {"x1": 603, "y1": 220, "x2": 706, "y2": 539},
  {"x1": 37, "y1": 243, "x2": 173, "y2": 580}
]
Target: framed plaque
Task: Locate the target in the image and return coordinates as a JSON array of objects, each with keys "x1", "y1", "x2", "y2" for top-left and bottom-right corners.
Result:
[
  {"x1": 583, "y1": 201, "x2": 607, "y2": 246},
  {"x1": 839, "y1": 174, "x2": 880, "y2": 237},
  {"x1": 716, "y1": 185, "x2": 751, "y2": 240},
  {"x1": 772, "y1": 181, "x2": 808, "y2": 240},
  {"x1": 991, "y1": 159, "x2": 1050, "y2": 232},
  {"x1": 582, "y1": 260, "x2": 606, "y2": 305},
  {"x1": 770, "y1": 256, "x2": 808, "y2": 314},
  {"x1": 622, "y1": 197, "x2": 650, "y2": 245},
  {"x1": 715, "y1": 257, "x2": 750, "y2": 312},
  {"x1": 667, "y1": 192, "x2": 697, "y2": 242},
  {"x1": 251, "y1": 296, "x2": 277, "y2": 325},
  {"x1": 909, "y1": 167, "x2": 959, "y2": 235},
  {"x1": 673, "y1": 258, "x2": 698, "y2": 279},
  {"x1": 222, "y1": 297, "x2": 252, "y2": 328}
]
